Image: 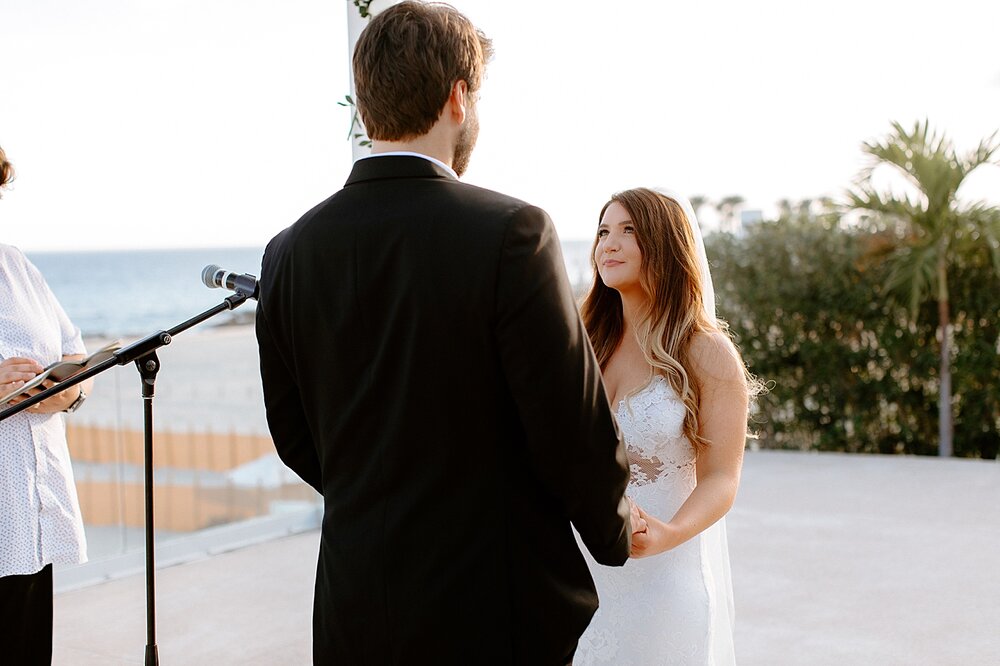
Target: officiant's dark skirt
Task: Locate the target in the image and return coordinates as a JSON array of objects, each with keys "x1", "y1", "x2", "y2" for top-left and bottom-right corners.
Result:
[{"x1": 0, "y1": 564, "x2": 53, "y2": 665}]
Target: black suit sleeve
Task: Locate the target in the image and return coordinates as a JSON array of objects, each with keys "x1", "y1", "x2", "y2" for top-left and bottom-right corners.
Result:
[
  {"x1": 495, "y1": 205, "x2": 632, "y2": 566},
  {"x1": 256, "y1": 305, "x2": 323, "y2": 494}
]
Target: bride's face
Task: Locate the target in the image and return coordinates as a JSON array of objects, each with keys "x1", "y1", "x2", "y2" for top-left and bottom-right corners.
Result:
[{"x1": 595, "y1": 201, "x2": 643, "y2": 292}]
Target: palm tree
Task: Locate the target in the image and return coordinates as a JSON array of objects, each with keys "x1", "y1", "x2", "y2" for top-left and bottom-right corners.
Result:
[
  {"x1": 796, "y1": 198, "x2": 814, "y2": 221},
  {"x1": 689, "y1": 195, "x2": 710, "y2": 219},
  {"x1": 848, "y1": 120, "x2": 1000, "y2": 456},
  {"x1": 715, "y1": 195, "x2": 745, "y2": 233},
  {"x1": 776, "y1": 198, "x2": 795, "y2": 220}
]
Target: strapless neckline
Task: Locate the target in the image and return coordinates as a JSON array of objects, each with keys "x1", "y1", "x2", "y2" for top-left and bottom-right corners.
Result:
[{"x1": 616, "y1": 374, "x2": 669, "y2": 414}]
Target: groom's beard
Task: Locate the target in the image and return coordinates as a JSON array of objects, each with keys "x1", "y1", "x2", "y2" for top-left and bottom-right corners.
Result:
[{"x1": 452, "y1": 108, "x2": 479, "y2": 177}]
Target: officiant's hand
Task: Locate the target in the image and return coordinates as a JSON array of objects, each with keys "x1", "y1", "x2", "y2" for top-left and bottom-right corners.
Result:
[
  {"x1": 0, "y1": 357, "x2": 43, "y2": 403},
  {"x1": 19, "y1": 378, "x2": 83, "y2": 413},
  {"x1": 2, "y1": 356, "x2": 86, "y2": 413},
  {"x1": 629, "y1": 506, "x2": 680, "y2": 558}
]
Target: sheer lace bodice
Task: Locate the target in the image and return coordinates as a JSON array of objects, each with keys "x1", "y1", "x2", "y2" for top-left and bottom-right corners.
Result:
[
  {"x1": 620, "y1": 374, "x2": 697, "y2": 493},
  {"x1": 575, "y1": 374, "x2": 736, "y2": 665}
]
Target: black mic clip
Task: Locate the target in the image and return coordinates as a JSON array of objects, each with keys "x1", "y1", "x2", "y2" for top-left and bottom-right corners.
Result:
[{"x1": 202, "y1": 264, "x2": 259, "y2": 300}]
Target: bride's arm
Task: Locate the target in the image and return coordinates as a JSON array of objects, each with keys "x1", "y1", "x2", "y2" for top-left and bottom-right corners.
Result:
[{"x1": 630, "y1": 331, "x2": 748, "y2": 558}]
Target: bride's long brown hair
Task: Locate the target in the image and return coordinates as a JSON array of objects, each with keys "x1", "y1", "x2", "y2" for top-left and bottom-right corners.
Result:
[{"x1": 580, "y1": 188, "x2": 748, "y2": 453}]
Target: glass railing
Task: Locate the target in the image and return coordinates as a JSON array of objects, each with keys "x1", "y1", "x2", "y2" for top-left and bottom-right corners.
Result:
[{"x1": 56, "y1": 327, "x2": 321, "y2": 588}]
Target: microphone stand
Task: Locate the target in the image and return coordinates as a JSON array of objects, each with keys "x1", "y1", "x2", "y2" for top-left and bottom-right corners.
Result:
[{"x1": 0, "y1": 288, "x2": 254, "y2": 666}]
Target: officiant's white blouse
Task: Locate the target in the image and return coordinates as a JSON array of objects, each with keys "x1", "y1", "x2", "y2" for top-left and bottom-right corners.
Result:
[{"x1": 0, "y1": 243, "x2": 88, "y2": 577}]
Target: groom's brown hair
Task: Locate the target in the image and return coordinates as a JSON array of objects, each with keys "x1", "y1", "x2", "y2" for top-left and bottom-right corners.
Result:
[{"x1": 353, "y1": 1, "x2": 493, "y2": 141}]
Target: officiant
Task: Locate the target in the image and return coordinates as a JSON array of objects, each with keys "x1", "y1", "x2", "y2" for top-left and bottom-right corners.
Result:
[{"x1": 0, "y1": 144, "x2": 94, "y2": 666}]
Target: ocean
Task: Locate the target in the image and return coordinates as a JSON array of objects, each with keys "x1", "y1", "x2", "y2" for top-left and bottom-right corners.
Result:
[{"x1": 27, "y1": 241, "x2": 596, "y2": 338}]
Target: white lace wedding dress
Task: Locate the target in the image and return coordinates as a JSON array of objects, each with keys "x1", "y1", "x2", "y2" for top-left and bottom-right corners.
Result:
[{"x1": 575, "y1": 375, "x2": 736, "y2": 665}]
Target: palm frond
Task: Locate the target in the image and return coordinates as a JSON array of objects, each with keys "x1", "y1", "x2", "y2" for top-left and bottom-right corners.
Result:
[
  {"x1": 964, "y1": 207, "x2": 1000, "y2": 276},
  {"x1": 847, "y1": 182, "x2": 924, "y2": 223},
  {"x1": 851, "y1": 120, "x2": 1000, "y2": 318},
  {"x1": 885, "y1": 242, "x2": 939, "y2": 315},
  {"x1": 860, "y1": 119, "x2": 964, "y2": 211},
  {"x1": 965, "y1": 130, "x2": 1000, "y2": 170}
]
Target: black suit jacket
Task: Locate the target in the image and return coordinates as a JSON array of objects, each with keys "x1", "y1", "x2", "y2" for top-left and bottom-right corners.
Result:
[{"x1": 256, "y1": 156, "x2": 631, "y2": 665}]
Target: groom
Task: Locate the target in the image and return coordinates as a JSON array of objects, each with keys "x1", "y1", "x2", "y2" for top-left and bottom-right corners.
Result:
[{"x1": 256, "y1": 2, "x2": 635, "y2": 663}]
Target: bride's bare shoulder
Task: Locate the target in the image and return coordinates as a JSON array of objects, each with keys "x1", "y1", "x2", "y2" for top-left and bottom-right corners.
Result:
[{"x1": 688, "y1": 330, "x2": 746, "y2": 391}]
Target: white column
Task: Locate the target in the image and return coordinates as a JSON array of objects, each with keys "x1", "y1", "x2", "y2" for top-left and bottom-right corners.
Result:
[{"x1": 345, "y1": 0, "x2": 403, "y2": 161}]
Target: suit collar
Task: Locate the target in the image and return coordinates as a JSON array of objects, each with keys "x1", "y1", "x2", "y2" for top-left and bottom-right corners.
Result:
[{"x1": 345, "y1": 155, "x2": 458, "y2": 186}]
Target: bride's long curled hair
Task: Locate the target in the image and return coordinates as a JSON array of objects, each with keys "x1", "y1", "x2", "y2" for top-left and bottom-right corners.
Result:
[{"x1": 580, "y1": 187, "x2": 749, "y2": 453}]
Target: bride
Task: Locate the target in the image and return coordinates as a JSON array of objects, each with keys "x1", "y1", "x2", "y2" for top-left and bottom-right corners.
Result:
[{"x1": 574, "y1": 188, "x2": 754, "y2": 665}]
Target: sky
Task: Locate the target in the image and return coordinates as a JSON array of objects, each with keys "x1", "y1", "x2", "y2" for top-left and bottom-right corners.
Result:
[{"x1": 2, "y1": 0, "x2": 999, "y2": 251}]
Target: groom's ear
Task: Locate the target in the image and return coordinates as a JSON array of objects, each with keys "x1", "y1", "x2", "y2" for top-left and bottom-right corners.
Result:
[{"x1": 445, "y1": 80, "x2": 469, "y2": 125}]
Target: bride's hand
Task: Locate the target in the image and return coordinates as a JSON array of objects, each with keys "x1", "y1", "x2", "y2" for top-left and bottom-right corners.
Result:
[
  {"x1": 627, "y1": 496, "x2": 647, "y2": 536},
  {"x1": 629, "y1": 506, "x2": 679, "y2": 558}
]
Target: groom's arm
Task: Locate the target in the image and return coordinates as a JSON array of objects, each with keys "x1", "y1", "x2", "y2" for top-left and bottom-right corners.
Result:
[
  {"x1": 494, "y1": 204, "x2": 632, "y2": 566},
  {"x1": 256, "y1": 280, "x2": 323, "y2": 495}
]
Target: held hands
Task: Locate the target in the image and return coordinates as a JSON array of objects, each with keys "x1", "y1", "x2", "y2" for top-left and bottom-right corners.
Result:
[
  {"x1": 627, "y1": 496, "x2": 647, "y2": 536},
  {"x1": 629, "y1": 503, "x2": 680, "y2": 559},
  {"x1": 0, "y1": 357, "x2": 79, "y2": 413}
]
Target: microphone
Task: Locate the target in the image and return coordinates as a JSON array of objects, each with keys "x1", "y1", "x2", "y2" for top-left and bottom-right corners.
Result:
[{"x1": 202, "y1": 264, "x2": 258, "y2": 299}]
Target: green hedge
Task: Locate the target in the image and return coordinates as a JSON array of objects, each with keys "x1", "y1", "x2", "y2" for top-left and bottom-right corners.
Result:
[{"x1": 706, "y1": 218, "x2": 1000, "y2": 458}]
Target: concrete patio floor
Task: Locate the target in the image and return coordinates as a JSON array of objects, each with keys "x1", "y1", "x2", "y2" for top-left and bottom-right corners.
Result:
[{"x1": 53, "y1": 450, "x2": 1000, "y2": 665}]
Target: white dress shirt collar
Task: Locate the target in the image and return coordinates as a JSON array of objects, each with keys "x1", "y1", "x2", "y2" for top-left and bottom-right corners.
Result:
[{"x1": 358, "y1": 151, "x2": 458, "y2": 180}]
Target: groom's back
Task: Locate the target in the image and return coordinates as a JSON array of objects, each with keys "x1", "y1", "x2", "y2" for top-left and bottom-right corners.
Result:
[
  {"x1": 258, "y1": 5, "x2": 629, "y2": 662},
  {"x1": 272, "y1": 162, "x2": 522, "y2": 516},
  {"x1": 257, "y1": 156, "x2": 629, "y2": 664}
]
